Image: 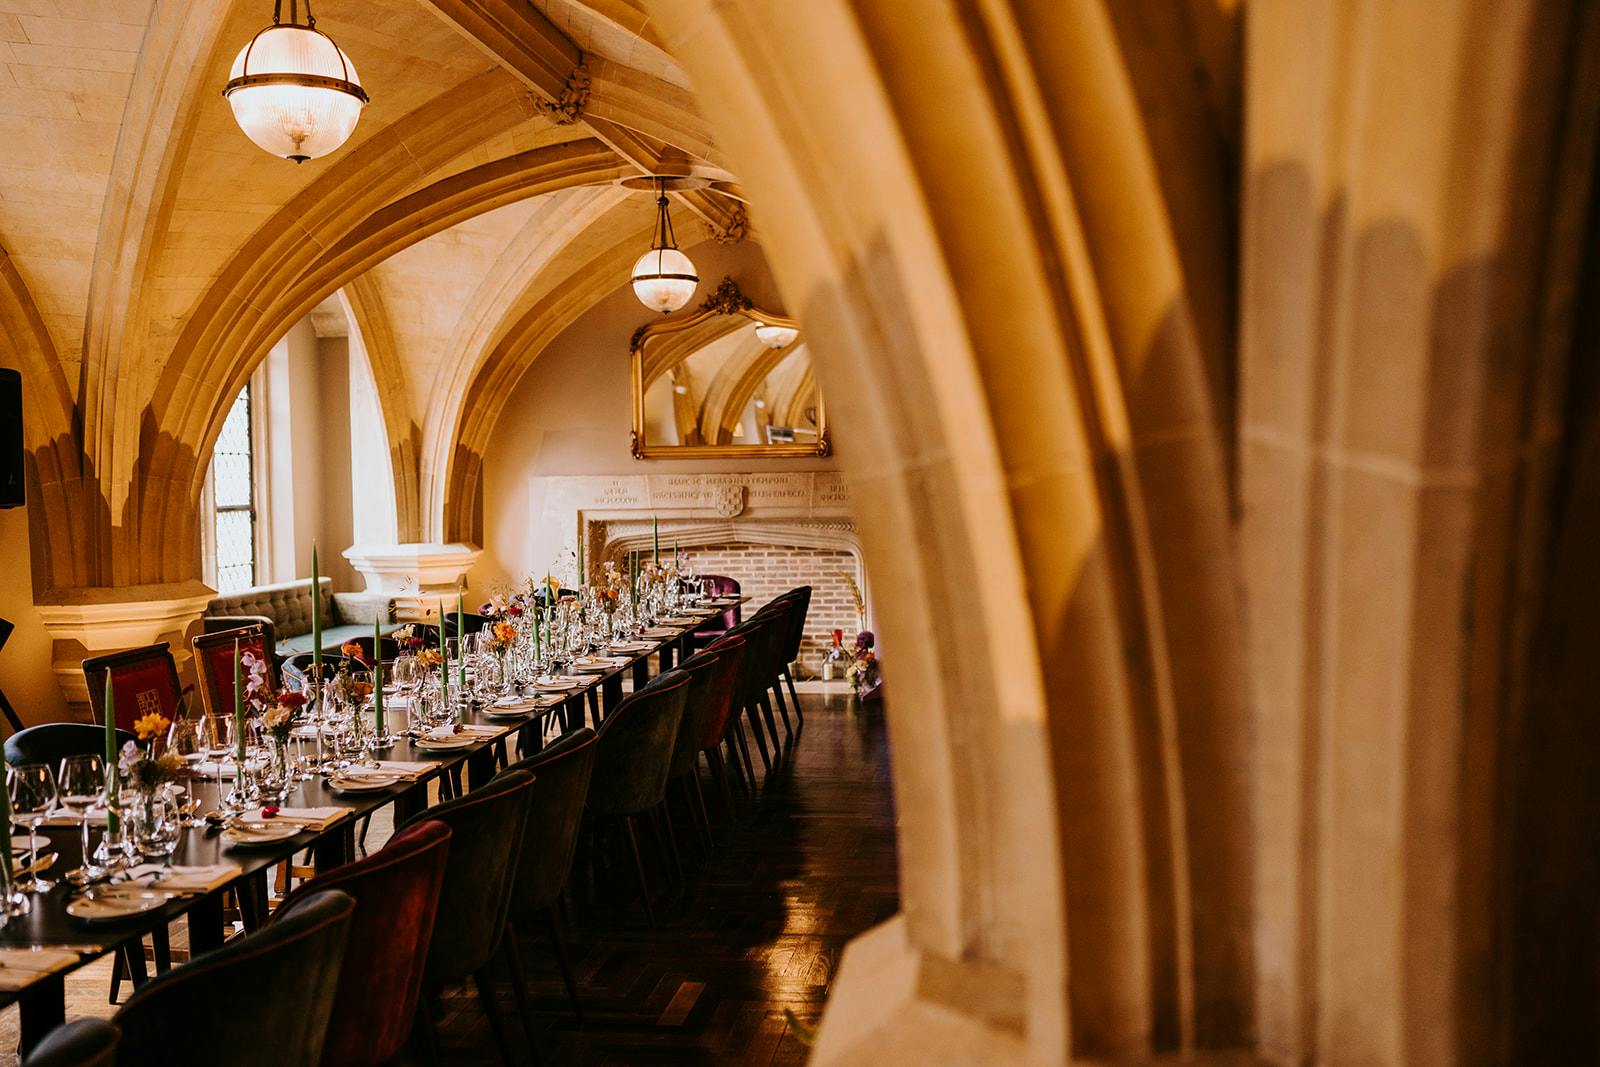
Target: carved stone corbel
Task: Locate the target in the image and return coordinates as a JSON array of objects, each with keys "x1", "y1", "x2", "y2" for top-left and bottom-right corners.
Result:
[{"x1": 540, "y1": 60, "x2": 591, "y2": 125}]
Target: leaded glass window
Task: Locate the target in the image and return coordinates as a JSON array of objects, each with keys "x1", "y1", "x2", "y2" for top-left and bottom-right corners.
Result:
[{"x1": 212, "y1": 386, "x2": 256, "y2": 592}]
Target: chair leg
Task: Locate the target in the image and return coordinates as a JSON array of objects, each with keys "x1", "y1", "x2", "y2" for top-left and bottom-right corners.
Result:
[
  {"x1": 544, "y1": 906, "x2": 585, "y2": 1024},
  {"x1": 707, "y1": 748, "x2": 738, "y2": 817},
  {"x1": 743, "y1": 704, "x2": 773, "y2": 772},
  {"x1": 654, "y1": 803, "x2": 684, "y2": 886},
  {"x1": 782, "y1": 666, "x2": 802, "y2": 722},
  {"x1": 689, "y1": 773, "x2": 715, "y2": 848},
  {"x1": 501, "y1": 922, "x2": 544, "y2": 1061},
  {"x1": 356, "y1": 814, "x2": 371, "y2": 856},
  {"x1": 729, "y1": 722, "x2": 757, "y2": 790},
  {"x1": 758, "y1": 694, "x2": 783, "y2": 754},
  {"x1": 473, "y1": 967, "x2": 517, "y2": 1066},
  {"x1": 771, "y1": 681, "x2": 795, "y2": 740},
  {"x1": 622, "y1": 815, "x2": 656, "y2": 927}
]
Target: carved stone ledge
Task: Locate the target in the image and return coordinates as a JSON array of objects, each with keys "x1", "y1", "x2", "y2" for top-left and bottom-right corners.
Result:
[
  {"x1": 343, "y1": 542, "x2": 482, "y2": 621},
  {"x1": 35, "y1": 580, "x2": 217, "y2": 719}
]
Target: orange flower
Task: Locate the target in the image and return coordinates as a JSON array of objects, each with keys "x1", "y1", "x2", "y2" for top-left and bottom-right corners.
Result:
[
  {"x1": 133, "y1": 711, "x2": 170, "y2": 744},
  {"x1": 493, "y1": 621, "x2": 516, "y2": 645}
]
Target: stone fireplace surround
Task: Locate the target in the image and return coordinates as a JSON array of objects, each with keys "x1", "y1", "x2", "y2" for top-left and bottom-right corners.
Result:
[{"x1": 533, "y1": 473, "x2": 870, "y2": 672}]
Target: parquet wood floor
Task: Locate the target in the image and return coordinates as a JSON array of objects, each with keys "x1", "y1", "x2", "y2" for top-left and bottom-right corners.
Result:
[{"x1": 0, "y1": 690, "x2": 899, "y2": 1066}]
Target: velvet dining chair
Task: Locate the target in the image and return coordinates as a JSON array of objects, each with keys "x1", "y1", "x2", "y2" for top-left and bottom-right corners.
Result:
[
  {"x1": 663, "y1": 650, "x2": 727, "y2": 851},
  {"x1": 80, "y1": 643, "x2": 183, "y2": 734},
  {"x1": 585, "y1": 671, "x2": 691, "y2": 927},
  {"x1": 674, "y1": 645, "x2": 746, "y2": 825},
  {"x1": 756, "y1": 586, "x2": 811, "y2": 727},
  {"x1": 396, "y1": 769, "x2": 536, "y2": 1066},
  {"x1": 21, "y1": 1019, "x2": 118, "y2": 1067},
  {"x1": 113, "y1": 889, "x2": 355, "y2": 1067},
  {"x1": 4, "y1": 724, "x2": 135, "y2": 767},
  {"x1": 189, "y1": 624, "x2": 275, "y2": 720},
  {"x1": 502, "y1": 727, "x2": 598, "y2": 1028},
  {"x1": 272, "y1": 820, "x2": 452, "y2": 1067}
]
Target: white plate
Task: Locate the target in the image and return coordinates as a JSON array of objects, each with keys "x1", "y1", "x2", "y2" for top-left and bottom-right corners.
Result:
[
  {"x1": 67, "y1": 887, "x2": 174, "y2": 921},
  {"x1": 221, "y1": 822, "x2": 302, "y2": 848},
  {"x1": 415, "y1": 736, "x2": 477, "y2": 752},
  {"x1": 608, "y1": 642, "x2": 653, "y2": 652},
  {"x1": 533, "y1": 678, "x2": 582, "y2": 691},
  {"x1": 329, "y1": 774, "x2": 404, "y2": 793}
]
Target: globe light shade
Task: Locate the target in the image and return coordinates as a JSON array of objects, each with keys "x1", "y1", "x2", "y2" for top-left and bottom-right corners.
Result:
[
  {"x1": 631, "y1": 247, "x2": 699, "y2": 313},
  {"x1": 754, "y1": 323, "x2": 799, "y2": 349},
  {"x1": 224, "y1": 24, "x2": 368, "y2": 163}
]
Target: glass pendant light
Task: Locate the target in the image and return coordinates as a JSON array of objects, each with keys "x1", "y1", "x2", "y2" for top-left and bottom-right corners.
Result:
[
  {"x1": 632, "y1": 178, "x2": 699, "y2": 313},
  {"x1": 754, "y1": 323, "x2": 799, "y2": 349},
  {"x1": 223, "y1": 0, "x2": 369, "y2": 163}
]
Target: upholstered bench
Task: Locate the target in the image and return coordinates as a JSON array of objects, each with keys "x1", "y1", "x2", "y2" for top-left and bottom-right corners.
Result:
[{"x1": 205, "y1": 577, "x2": 398, "y2": 659}]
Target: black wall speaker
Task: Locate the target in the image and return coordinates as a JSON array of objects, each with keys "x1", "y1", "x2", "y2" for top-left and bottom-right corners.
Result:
[{"x1": 0, "y1": 369, "x2": 20, "y2": 509}]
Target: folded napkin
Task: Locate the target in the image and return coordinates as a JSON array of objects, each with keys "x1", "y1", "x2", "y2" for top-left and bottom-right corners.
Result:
[
  {"x1": 243, "y1": 806, "x2": 347, "y2": 830},
  {"x1": 609, "y1": 642, "x2": 653, "y2": 652},
  {"x1": 192, "y1": 758, "x2": 246, "y2": 779},
  {"x1": 41, "y1": 810, "x2": 107, "y2": 827},
  {"x1": 642, "y1": 627, "x2": 681, "y2": 638},
  {"x1": 0, "y1": 948, "x2": 81, "y2": 991},
  {"x1": 372, "y1": 760, "x2": 431, "y2": 780},
  {"x1": 660, "y1": 616, "x2": 700, "y2": 625},
  {"x1": 127, "y1": 863, "x2": 237, "y2": 893},
  {"x1": 457, "y1": 724, "x2": 501, "y2": 738}
]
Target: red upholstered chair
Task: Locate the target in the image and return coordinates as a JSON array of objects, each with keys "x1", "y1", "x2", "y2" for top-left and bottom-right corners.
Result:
[
  {"x1": 684, "y1": 638, "x2": 747, "y2": 816},
  {"x1": 190, "y1": 624, "x2": 275, "y2": 720},
  {"x1": 688, "y1": 574, "x2": 741, "y2": 649},
  {"x1": 81, "y1": 644, "x2": 182, "y2": 733},
  {"x1": 272, "y1": 820, "x2": 452, "y2": 1067}
]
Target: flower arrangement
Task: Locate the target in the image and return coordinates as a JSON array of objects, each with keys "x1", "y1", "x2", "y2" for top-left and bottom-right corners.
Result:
[
  {"x1": 261, "y1": 688, "x2": 307, "y2": 743},
  {"x1": 845, "y1": 631, "x2": 882, "y2": 701},
  {"x1": 415, "y1": 646, "x2": 444, "y2": 669},
  {"x1": 392, "y1": 624, "x2": 426, "y2": 653},
  {"x1": 119, "y1": 712, "x2": 185, "y2": 792},
  {"x1": 487, "y1": 619, "x2": 518, "y2": 651},
  {"x1": 339, "y1": 640, "x2": 367, "y2": 666}
]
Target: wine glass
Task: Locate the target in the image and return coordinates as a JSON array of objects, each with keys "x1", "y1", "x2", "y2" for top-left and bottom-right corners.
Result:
[
  {"x1": 9, "y1": 763, "x2": 58, "y2": 891},
  {"x1": 57, "y1": 754, "x2": 106, "y2": 883},
  {"x1": 196, "y1": 714, "x2": 228, "y2": 782}
]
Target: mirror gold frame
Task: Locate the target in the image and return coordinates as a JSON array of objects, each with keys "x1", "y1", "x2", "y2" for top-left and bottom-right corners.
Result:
[{"x1": 629, "y1": 276, "x2": 831, "y2": 459}]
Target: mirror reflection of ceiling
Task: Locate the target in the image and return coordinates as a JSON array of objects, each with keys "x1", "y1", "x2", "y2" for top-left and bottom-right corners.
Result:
[{"x1": 641, "y1": 322, "x2": 819, "y2": 447}]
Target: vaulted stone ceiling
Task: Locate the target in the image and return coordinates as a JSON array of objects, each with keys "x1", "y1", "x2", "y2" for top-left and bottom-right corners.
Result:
[{"x1": 0, "y1": 0, "x2": 745, "y2": 590}]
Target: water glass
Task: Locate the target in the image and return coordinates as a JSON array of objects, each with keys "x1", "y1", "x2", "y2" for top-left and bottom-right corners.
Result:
[
  {"x1": 57, "y1": 754, "x2": 106, "y2": 882},
  {"x1": 9, "y1": 763, "x2": 58, "y2": 891}
]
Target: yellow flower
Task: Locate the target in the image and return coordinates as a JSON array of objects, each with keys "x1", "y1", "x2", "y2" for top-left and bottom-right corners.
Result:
[{"x1": 133, "y1": 711, "x2": 170, "y2": 743}]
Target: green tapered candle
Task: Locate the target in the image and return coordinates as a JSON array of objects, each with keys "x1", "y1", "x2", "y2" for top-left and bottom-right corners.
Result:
[
  {"x1": 310, "y1": 542, "x2": 322, "y2": 676},
  {"x1": 457, "y1": 589, "x2": 467, "y2": 691},
  {"x1": 103, "y1": 671, "x2": 119, "y2": 835},
  {"x1": 653, "y1": 516, "x2": 659, "y2": 564},
  {"x1": 577, "y1": 531, "x2": 584, "y2": 587},
  {"x1": 233, "y1": 638, "x2": 247, "y2": 770},
  {"x1": 438, "y1": 599, "x2": 449, "y2": 706},
  {"x1": 373, "y1": 618, "x2": 384, "y2": 735}
]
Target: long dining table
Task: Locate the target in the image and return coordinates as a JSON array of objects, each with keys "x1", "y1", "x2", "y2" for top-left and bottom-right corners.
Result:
[{"x1": 0, "y1": 596, "x2": 746, "y2": 1053}]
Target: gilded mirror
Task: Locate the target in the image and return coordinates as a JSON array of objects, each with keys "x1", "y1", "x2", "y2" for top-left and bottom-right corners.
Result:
[{"x1": 630, "y1": 277, "x2": 830, "y2": 459}]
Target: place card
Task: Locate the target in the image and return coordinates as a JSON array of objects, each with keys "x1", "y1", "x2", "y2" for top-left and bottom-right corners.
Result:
[{"x1": 0, "y1": 948, "x2": 81, "y2": 992}]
